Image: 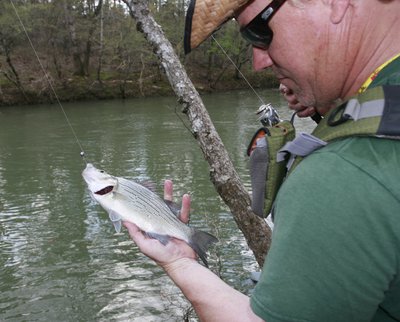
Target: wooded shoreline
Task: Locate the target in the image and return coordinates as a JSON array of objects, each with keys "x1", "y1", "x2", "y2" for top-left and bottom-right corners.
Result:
[
  {"x1": 0, "y1": 70, "x2": 279, "y2": 107},
  {"x1": 0, "y1": 1, "x2": 278, "y2": 107}
]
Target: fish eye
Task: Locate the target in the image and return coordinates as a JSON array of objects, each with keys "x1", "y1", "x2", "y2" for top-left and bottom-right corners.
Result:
[{"x1": 100, "y1": 170, "x2": 105, "y2": 173}]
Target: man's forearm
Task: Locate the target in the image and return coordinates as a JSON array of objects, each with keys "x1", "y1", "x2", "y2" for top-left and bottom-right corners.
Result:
[{"x1": 163, "y1": 258, "x2": 264, "y2": 322}]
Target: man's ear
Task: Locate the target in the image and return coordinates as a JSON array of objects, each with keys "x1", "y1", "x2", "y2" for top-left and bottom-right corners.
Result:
[{"x1": 330, "y1": 0, "x2": 351, "y2": 24}]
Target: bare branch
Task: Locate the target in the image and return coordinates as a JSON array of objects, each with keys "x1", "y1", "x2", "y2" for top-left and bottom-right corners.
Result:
[{"x1": 122, "y1": 0, "x2": 272, "y2": 266}]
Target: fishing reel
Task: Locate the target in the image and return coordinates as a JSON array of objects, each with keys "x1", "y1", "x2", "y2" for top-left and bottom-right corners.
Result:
[{"x1": 256, "y1": 103, "x2": 281, "y2": 127}]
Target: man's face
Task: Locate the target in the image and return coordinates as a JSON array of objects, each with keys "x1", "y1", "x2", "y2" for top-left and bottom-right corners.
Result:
[{"x1": 236, "y1": 0, "x2": 345, "y2": 112}]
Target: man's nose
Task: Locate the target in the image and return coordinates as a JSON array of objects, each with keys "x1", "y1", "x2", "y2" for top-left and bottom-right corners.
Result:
[{"x1": 252, "y1": 46, "x2": 273, "y2": 71}]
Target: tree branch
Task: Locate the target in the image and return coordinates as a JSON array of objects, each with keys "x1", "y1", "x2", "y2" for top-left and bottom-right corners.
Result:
[{"x1": 122, "y1": 0, "x2": 272, "y2": 267}]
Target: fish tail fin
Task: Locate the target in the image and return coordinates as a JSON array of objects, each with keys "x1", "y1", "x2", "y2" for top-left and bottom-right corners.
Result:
[{"x1": 189, "y1": 230, "x2": 218, "y2": 267}]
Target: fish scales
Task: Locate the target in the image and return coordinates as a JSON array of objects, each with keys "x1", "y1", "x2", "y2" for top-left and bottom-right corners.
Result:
[
  {"x1": 123, "y1": 188, "x2": 180, "y2": 226},
  {"x1": 119, "y1": 180, "x2": 180, "y2": 225},
  {"x1": 82, "y1": 163, "x2": 218, "y2": 267},
  {"x1": 119, "y1": 180, "x2": 166, "y2": 214}
]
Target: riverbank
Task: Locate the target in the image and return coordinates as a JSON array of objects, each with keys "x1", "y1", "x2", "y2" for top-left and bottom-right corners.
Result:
[{"x1": 0, "y1": 70, "x2": 279, "y2": 107}]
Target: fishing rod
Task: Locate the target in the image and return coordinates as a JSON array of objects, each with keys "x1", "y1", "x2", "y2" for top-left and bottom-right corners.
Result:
[{"x1": 9, "y1": 0, "x2": 88, "y2": 164}]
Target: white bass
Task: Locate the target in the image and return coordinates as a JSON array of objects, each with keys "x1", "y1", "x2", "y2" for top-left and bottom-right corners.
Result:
[{"x1": 82, "y1": 163, "x2": 218, "y2": 266}]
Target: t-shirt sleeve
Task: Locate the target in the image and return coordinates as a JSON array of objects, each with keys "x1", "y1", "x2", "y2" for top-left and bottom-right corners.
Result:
[{"x1": 250, "y1": 146, "x2": 399, "y2": 322}]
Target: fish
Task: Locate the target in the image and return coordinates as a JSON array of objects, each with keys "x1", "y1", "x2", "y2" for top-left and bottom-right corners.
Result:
[{"x1": 82, "y1": 163, "x2": 218, "y2": 266}]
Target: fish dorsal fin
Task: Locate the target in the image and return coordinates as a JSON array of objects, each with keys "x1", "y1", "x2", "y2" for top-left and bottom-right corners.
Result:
[
  {"x1": 163, "y1": 199, "x2": 181, "y2": 217},
  {"x1": 109, "y1": 210, "x2": 122, "y2": 233},
  {"x1": 137, "y1": 180, "x2": 157, "y2": 193}
]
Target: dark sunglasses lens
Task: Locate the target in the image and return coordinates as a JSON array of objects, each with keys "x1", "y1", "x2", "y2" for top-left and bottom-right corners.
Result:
[{"x1": 240, "y1": 23, "x2": 273, "y2": 49}]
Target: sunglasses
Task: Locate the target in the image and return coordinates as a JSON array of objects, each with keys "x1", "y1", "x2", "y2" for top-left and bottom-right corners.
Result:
[{"x1": 240, "y1": 0, "x2": 287, "y2": 49}]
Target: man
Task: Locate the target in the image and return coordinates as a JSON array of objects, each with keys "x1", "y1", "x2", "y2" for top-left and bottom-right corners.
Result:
[{"x1": 124, "y1": 0, "x2": 400, "y2": 320}]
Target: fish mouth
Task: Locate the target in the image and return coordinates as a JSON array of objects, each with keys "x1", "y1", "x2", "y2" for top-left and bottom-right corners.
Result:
[{"x1": 95, "y1": 185, "x2": 114, "y2": 195}]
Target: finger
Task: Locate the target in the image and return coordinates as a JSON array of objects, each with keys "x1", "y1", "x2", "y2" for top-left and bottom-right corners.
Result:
[
  {"x1": 179, "y1": 194, "x2": 191, "y2": 224},
  {"x1": 164, "y1": 179, "x2": 173, "y2": 201},
  {"x1": 123, "y1": 221, "x2": 146, "y2": 244},
  {"x1": 124, "y1": 221, "x2": 140, "y2": 236}
]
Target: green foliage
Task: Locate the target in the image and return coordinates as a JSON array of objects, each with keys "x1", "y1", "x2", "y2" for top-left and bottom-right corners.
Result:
[
  {"x1": 0, "y1": 2, "x2": 26, "y2": 50},
  {"x1": 0, "y1": 0, "x2": 262, "y2": 105}
]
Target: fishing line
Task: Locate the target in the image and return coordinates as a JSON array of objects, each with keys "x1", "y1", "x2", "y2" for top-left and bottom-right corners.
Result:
[
  {"x1": 211, "y1": 35, "x2": 265, "y2": 105},
  {"x1": 9, "y1": 0, "x2": 87, "y2": 163},
  {"x1": 212, "y1": 35, "x2": 282, "y2": 125},
  {"x1": 213, "y1": 35, "x2": 323, "y2": 124}
]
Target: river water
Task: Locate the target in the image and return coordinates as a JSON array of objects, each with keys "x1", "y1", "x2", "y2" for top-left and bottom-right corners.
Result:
[{"x1": 0, "y1": 89, "x2": 315, "y2": 321}]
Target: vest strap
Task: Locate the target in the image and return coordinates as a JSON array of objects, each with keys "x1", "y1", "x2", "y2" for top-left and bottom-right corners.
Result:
[
  {"x1": 379, "y1": 85, "x2": 400, "y2": 136},
  {"x1": 247, "y1": 85, "x2": 400, "y2": 218},
  {"x1": 344, "y1": 98, "x2": 384, "y2": 121},
  {"x1": 277, "y1": 133, "x2": 327, "y2": 171}
]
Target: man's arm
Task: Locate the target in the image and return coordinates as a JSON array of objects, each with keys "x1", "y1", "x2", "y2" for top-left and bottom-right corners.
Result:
[
  {"x1": 123, "y1": 180, "x2": 264, "y2": 321},
  {"x1": 124, "y1": 222, "x2": 264, "y2": 322}
]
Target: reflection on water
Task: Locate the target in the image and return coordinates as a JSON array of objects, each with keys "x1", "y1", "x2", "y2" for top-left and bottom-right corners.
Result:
[{"x1": 0, "y1": 89, "x2": 316, "y2": 321}]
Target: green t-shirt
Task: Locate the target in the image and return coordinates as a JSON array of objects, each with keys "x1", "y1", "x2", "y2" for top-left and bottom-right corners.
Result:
[
  {"x1": 251, "y1": 57, "x2": 400, "y2": 321},
  {"x1": 251, "y1": 137, "x2": 400, "y2": 321}
]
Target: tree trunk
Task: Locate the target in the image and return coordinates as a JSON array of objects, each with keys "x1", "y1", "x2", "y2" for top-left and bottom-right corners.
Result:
[
  {"x1": 0, "y1": 43, "x2": 28, "y2": 101},
  {"x1": 122, "y1": 0, "x2": 272, "y2": 267},
  {"x1": 83, "y1": 30, "x2": 93, "y2": 76},
  {"x1": 63, "y1": 1, "x2": 85, "y2": 76},
  {"x1": 97, "y1": 1, "x2": 104, "y2": 82}
]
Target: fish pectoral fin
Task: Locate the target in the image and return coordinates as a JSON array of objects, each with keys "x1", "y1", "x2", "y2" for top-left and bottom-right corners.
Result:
[
  {"x1": 112, "y1": 220, "x2": 122, "y2": 233},
  {"x1": 109, "y1": 211, "x2": 122, "y2": 233},
  {"x1": 145, "y1": 232, "x2": 170, "y2": 246}
]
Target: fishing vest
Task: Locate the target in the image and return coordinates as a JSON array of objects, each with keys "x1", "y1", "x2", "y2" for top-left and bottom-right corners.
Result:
[{"x1": 247, "y1": 85, "x2": 400, "y2": 218}]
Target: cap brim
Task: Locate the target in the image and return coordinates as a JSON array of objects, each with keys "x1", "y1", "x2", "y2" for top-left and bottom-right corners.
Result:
[{"x1": 184, "y1": 0, "x2": 250, "y2": 54}]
